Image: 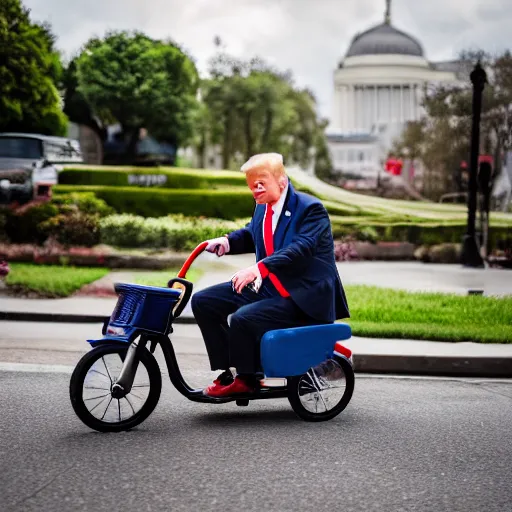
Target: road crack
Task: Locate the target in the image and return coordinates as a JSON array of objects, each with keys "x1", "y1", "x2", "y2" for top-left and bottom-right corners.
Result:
[{"x1": 14, "y1": 463, "x2": 76, "y2": 506}]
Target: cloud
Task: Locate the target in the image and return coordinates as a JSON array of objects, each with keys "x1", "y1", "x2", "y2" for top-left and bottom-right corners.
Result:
[{"x1": 23, "y1": 0, "x2": 512, "y2": 118}]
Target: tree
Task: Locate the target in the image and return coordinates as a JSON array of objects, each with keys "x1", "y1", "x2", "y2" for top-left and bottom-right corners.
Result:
[
  {"x1": 75, "y1": 31, "x2": 199, "y2": 157},
  {"x1": 201, "y1": 50, "x2": 328, "y2": 171},
  {"x1": 0, "y1": 0, "x2": 67, "y2": 135},
  {"x1": 313, "y1": 119, "x2": 335, "y2": 182},
  {"x1": 393, "y1": 50, "x2": 512, "y2": 200},
  {"x1": 62, "y1": 58, "x2": 107, "y2": 141}
]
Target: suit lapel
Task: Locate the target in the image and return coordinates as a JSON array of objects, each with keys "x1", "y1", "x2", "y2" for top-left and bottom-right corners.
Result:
[
  {"x1": 274, "y1": 182, "x2": 297, "y2": 251},
  {"x1": 253, "y1": 203, "x2": 266, "y2": 256}
]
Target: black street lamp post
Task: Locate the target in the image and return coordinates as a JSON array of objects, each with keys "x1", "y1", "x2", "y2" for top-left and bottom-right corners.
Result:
[{"x1": 461, "y1": 61, "x2": 487, "y2": 268}]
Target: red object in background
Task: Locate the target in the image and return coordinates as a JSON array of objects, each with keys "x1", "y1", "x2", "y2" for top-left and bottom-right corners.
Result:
[
  {"x1": 478, "y1": 155, "x2": 493, "y2": 165},
  {"x1": 385, "y1": 158, "x2": 403, "y2": 176},
  {"x1": 460, "y1": 160, "x2": 468, "y2": 169}
]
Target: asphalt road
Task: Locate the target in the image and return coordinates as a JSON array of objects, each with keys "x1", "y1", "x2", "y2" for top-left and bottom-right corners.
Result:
[
  {"x1": 1, "y1": 321, "x2": 512, "y2": 511},
  {"x1": 1, "y1": 368, "x2": 512, "y2": 512}
]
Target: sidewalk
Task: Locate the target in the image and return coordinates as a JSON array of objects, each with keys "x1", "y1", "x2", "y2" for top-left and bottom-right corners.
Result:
[{"x1": 1, "y1": 254, "x2": 512, "y2": 377}]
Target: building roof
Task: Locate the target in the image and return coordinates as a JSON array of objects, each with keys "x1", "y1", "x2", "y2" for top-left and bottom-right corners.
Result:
[{"x1": 345, "y1": 22, "x2": 424, "y2": 58}]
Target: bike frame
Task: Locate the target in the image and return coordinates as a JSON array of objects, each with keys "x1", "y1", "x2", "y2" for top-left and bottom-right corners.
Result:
[{"x1": 93, "y1": 242, "x2": 290, "y2": 405}]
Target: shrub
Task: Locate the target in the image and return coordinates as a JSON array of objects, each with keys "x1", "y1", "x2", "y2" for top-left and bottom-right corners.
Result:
[
  {"x1": 428, "y1": 243, "x2": 461, "y2": 264},
  {"x1": 5, "y1": 202, "x2": 59, "y2": 244},
  {"x1": 99, "y1": 214, "x2": 246, "y2": 251},
  {"x1": 51, "y1": 192, "x2": 114, "y2": 217},
  {"x1": 3, "y1": 193, "x2": 109, "y2": 246},
  {"x1": 40, "y1": 208, "x2": 100, "y2": 247}
]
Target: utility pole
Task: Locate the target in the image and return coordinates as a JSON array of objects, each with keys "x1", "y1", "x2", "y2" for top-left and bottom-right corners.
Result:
[{"x1": 461, "y1": 61, "x2": 486, "y2": 268}]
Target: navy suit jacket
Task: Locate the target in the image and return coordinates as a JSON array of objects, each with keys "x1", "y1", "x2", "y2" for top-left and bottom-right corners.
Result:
[{"x1": 227, "y1": 182, "x2": 350, "y2": 323}]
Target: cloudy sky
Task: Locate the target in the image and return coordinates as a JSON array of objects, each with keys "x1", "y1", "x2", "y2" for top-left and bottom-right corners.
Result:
[{"x1": 23, "y1": 0, "x2": 512, "y2": 118}]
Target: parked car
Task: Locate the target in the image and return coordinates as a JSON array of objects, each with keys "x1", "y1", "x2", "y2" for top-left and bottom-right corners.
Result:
[{"x1": 0, "y1": 133, "x2": 83, "y2": 205}]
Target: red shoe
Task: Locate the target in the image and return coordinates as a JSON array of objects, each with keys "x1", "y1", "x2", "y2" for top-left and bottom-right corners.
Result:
[
  {"x1": 213, "y1": 369, "x2": 234, "y2": 386},
  {"x1": 202, "y1": 370, "x2": 234, "y2": 396},
  {"x1": 203, "y1": 377, "x2": 255, "y2": 398}
]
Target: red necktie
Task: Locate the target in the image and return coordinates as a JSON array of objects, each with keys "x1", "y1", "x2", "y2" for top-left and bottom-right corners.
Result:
[
  {"x1": 260, "y1": 203, "x2": 290, "y2": 297},
  {"x1": 264, "y1": 203, "x2": 274, "y2": 256}
]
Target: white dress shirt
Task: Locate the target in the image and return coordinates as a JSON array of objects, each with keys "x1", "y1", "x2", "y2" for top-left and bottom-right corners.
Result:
[
  {"x1": 251, "y1": 181, "x2": 289, "y2": 291},
  {"x1": 263, "y1": 180, "x2": 289, "y2": 236},
  {"x1": 228, "y1": 180, "x2": 289, "y2": 292}
]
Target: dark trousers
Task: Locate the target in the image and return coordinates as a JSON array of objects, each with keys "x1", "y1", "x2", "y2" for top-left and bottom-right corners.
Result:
[{"x1": 191, "y1": 282, "x2": 320, "y2": 374}]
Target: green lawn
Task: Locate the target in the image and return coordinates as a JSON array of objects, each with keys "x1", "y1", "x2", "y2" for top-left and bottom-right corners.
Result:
[
  {"x1": 4, "y1": 264, "x2": 511, "y2": 343},
  {"x1": 345, "y1": 285, "x2": 512, "y2": 344},
  {"x1": 5, "y1": 264, "x2": 202, "y2": 297},
  {"x1": 5, "y1": 263, "x2": 109, "y2": 297}
]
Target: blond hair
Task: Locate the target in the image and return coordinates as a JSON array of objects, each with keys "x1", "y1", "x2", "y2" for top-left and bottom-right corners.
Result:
[{"x1": 240, "y1": 153, "x2": 285, "y2": 178}]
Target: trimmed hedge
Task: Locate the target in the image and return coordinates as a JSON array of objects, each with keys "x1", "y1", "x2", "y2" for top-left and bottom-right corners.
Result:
[
  {"x1": 59, "y1": 167, "x2": 246, "y2": 189},
  {"x1": 53, "y1": 185, "x2": 356, "y2": 219},
  {"x1": 59, "y1": 166, "x2": 326, "y2": 200},
  {"x1": 331, "y1": 219, "x2": 512, "y2": 247},
  {"x1": 54, "y1": 185, "x2": 255, "y2": 219}
]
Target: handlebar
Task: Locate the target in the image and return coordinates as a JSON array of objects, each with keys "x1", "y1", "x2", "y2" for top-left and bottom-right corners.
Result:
[{"x1": 176, "y1": 241, "x2": 208, "y2": 279}]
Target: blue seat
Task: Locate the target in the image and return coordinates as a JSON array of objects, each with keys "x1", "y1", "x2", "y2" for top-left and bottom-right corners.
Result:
[{"x1": 260, "y1": 323, "x2": 352, "y2": 377}]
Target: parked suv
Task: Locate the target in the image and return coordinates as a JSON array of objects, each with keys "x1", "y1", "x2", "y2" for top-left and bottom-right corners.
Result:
[{"x1": 0, "y1": 133, "x2": 83, "y2": 205}]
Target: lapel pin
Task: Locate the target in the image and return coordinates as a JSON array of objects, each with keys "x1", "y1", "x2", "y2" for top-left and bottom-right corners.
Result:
[{"x1": 285, "y1": 210, "x2": 291, "y2": 217}]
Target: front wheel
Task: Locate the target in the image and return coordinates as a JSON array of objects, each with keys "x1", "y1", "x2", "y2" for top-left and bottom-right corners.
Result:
[
  {"x1": 287, "y1": 357, "x2": 354, "y2": 422},
  {"x1": 70, "y1": 343, "x2": 162, "y2": 432}
]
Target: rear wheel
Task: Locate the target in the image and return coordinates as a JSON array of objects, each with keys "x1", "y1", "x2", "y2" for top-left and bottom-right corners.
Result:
[
  {"x1": 70, "y1": 343, "x2": 162, "y2": 432},
  {"x1": 287, "y1": 357, "x2": 354, "y2": 422}
]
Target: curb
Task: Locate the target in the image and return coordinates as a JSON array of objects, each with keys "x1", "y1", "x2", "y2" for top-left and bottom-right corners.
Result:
[
  {"x1": 2, "y1": 310, "x2": 512, "y2": 378},
  {"x1": 0, "y1": 311, "x2": 197, "y2": 325},
  {"x1": 354, "y1": 354, "x2": 512, "y2": 378}
]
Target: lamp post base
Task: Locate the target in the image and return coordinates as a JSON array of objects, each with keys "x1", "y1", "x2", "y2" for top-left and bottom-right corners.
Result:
[{"x1": 461, "y1": 234, "x2": 485, "y2": 268}]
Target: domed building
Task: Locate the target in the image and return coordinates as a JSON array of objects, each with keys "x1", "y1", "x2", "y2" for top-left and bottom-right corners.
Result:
[{"x1": 327, "y1": 1, "x2": 463, "y2": 179}]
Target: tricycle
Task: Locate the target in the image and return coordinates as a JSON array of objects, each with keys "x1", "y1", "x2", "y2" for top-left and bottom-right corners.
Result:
[{"x1": 69, "y1": 242, "x2": 355, "y2": 432}]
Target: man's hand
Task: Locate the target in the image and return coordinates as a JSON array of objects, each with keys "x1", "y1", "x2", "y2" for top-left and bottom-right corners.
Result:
[
  {"x1": 231, "y1": 264, "x2": 260, "y2": 294},
  {"x1": 205, "y1": 236, "x2": 230, "y2": 257}
]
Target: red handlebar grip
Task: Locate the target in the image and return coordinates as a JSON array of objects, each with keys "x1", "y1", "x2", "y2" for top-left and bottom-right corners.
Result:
[{"x1": 177, "y1": 241, "x2": 209, "y2": 279}]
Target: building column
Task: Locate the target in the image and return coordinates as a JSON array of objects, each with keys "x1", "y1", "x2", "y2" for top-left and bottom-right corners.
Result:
[
  {"x1": 362, "y1": 86, "x2": 366, "y2": 132},
  {"x1": 399, "y1": 84, "x2": 403, "y2": 123},
  {"x1": 374, "y1": 85, "x2": 378, "y2": 130},
  {"x1": 409, "y1": 83, "x2": 415, "y2": 121},
  {"x1": 334, "y1": 84, "x2": 342, "y2": 132},
  {"x1": 349, "y1": 85, "x2": 355, "y2": 133},
  {"x1": 354, "y1": 86, "x2": 359, "y2": 132},
  {"x1": 345, "y1": 85, "x2": 350, "y2": 132},
  {"x1": 387, "y1": 85, "x2": 392, "y2": 124}
]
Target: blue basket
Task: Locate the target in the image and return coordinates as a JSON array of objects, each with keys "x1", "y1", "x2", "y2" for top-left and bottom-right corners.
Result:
[{"x1": 105, "y1": 283, "x2": 182, "y2": 340}]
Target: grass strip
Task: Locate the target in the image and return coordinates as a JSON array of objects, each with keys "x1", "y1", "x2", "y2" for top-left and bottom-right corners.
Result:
[
  {"x1": 344, "y1": 285, "x2": 512, "y2": 344},
  {"x1": 5, "y1": 264, "x2": 109, "y2": 298},
  {"x1": 3, "y1": 264, "x2": 511, "y2": 343}
]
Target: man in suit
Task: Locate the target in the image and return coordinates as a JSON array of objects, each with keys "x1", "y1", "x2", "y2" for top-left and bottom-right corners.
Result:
[{"x1": 191, "y1": 153, "x2": 349, "y2": 397}]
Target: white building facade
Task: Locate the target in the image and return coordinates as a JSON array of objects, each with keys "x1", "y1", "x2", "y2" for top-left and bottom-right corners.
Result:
[{"x1": 327, "y1": 2, "x2": 463, "y2": 178}]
